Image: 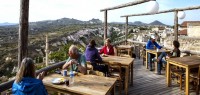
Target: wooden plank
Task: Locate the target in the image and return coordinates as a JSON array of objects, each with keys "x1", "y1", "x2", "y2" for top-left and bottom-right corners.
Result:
[
  {"x1": 121, "y1": 5, "x2": 200, "y2": 17},
  {"x1": 100, "y1": 0, "x2": 151, "y2": 12}
]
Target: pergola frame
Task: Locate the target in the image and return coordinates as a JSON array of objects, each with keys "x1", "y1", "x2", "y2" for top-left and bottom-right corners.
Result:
[
  {"x1": 100, "y1": 0, "x2": 155, "y2": 40},
  {"x1": 121, "y1": 5, "x2": 200, "y2": 41}
]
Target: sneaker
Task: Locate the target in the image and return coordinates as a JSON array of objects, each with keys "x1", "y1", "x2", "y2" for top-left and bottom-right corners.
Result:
[
  {"x1": 157, "y1": 72, "x2": 161, "y2": 75},
  {"x1": 152, "y1": 57, "x2": 157, "y2": 62}
]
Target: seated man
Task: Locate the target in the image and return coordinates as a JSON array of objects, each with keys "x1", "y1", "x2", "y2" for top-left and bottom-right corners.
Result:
[
  {"x1": 154, "y1": 40, "x2": 180, "y2": 75},
  {"x1": 85, "y1": 40, "x2": 108, "y2": 76},
  {"x1": 146, "y1": 35, "x2": 162, "y2": 71},
  {"x1": 62, "y1": 45, "x2": 87, "y2": 74}
]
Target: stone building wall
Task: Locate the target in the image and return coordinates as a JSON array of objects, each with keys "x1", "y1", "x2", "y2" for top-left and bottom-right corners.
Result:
[
  {"x1": 188, "y1": 23, "x2": 200, "y2": 37},
  {"x1": 164, "y1": 36, "x2": 200, "y2": 52}
]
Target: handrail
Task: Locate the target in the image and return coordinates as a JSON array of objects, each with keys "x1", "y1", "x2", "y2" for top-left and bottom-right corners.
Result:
[
  {"x1": 0, "y1": 61, "x2": 65, "y2": 92},
  {"x1": 127, "y1": 39, "x2": 200, "y2": 55}
]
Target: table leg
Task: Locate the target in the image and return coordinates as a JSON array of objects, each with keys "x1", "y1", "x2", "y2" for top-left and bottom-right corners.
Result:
[
  {"x1": 166, "y1": 61, "x2": 171, "y2": 87},
  {"x1": 185, "y1": 67, "x2": 190, "y2": 95},
  {"x1": 155, "y1": 54, "x2": 158, "y2": 73},
  {"x1": 146, "y1": 51, "x2": 148, "y2": 69},
  {"x1": 125, "y1": 66, "x2": 129, "y2": 95},
  {"x1": 131, "y1": 62, "x2": 133, "y2": 86}
]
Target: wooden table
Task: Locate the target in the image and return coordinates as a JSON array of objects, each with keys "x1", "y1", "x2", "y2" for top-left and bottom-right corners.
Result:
[
  {"x1": 43, "y1": 74, "x2": 117, "y2": 95},
  {"x1": 146, "y1": 49, "x2": 171, "y2": 73},
  {"x1": 102, "y1": 56, "x2": 134, "y2": 95},
  {"x1": 166, "y1": 56, "x2": 200, "y2": 95},
  {"x1": 116, "y1": 45, "x2": 133, "y2": 57}
]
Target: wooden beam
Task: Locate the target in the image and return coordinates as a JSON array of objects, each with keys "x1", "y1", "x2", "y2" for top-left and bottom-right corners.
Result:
[
  {"x1": 104, "y1": 10, "x2": 107, "y2": 40},
  {"x1": 121, "y1": 5, "x2": 200, "y2": 17},
  {"x1": 100, "y1": 0, "x2": 153, "y2": 12},
  {"x1": 174, "y1": 11, "x2": 178, "y2": 41},
  {"x1": 18, "y1": 0, "x2": 29, "y2": 69}
]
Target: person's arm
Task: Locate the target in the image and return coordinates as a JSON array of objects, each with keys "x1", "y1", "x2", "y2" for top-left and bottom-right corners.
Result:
[
  {"x1": 109, "y1": 46, "x2": 114, "y2": 55},
  {"x1": 99, "y1": 46, "x2": 105, "y2": 54},
  {"x1": 96, "y1": 49, "x2": 102, "y2": 62},
  {"x1": 153, "y1": 42, "x2": 162, "y2": 49},
  {"x1": 62, "y1": 58, "x2": 71, "y2": 69}
]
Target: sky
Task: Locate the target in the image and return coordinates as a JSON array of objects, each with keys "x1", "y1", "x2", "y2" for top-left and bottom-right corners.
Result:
[{"x1": 0, "y1": 0, "x2": 200, "y2": 25}]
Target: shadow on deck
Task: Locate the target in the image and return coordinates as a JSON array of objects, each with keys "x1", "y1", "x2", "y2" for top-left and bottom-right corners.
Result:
[{"x1": 129, "y1": 59, "x2": 197, "y2": 95}]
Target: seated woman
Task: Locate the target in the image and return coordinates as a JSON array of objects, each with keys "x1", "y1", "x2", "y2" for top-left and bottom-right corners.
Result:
[
  {"x1": 12, "y1": 58, "x2": 48, "y2": 95},
  {"x1": 99, "y1": 38, "x2": 114, "y2": 55},
  {"x1": 85, "y1": 40, "x2": 108, "y2": 76},
  {"x1": 154, "y1": 40, "x2": 180, "y2": 75}
]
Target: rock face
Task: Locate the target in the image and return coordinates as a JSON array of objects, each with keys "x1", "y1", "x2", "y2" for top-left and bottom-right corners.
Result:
[{"x1": 164, "y1": 36, "x2": 200, "y2": 52}]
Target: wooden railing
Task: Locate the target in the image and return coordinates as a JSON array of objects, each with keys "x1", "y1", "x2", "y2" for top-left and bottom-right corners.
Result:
[
  {"x1": 1, "y1": 39, "x2": 199, "y2": 93},
  {"x1": 127, "y1": 39, "x2": 200, "y2": 55},
  {"x1": 0, "y1": 61, "x2": 65, "y2": 93}
]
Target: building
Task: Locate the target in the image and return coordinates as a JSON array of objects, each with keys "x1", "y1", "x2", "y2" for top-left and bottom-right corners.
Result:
[{"x1": 179, "y1": 21, "x2": 200, "y2": 37}]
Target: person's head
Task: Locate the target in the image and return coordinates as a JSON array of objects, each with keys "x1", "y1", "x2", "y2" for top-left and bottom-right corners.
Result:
[
  {"x1": 89, "y1": 40, "x2": 96, "y2": 48},
  {"x1": 68, "y1": 45, "x2": 79, "y2": 59},
  {"x1": 173, "y1": 40, "x2": 180, "y2": 49},
  {"x1": 150, "y1": 35, "x2": 156, "y2": 42},
  {"x1": 105, "y1": 38, "x2": 111, "y2": 47},
  {"x1": 15, "y1": 58, "x2": 35, "y2": 83}
]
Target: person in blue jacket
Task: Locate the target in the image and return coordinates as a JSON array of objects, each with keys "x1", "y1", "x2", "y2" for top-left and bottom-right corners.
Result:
[
  {"x1": 12, "y1": 58, "x2": 48, "y2": 95},
  {"x1": 85, "y1": 40, "x2": 108, "y2": 76},
  {"x1": 146, "y1": 35, "x2": 162, "y2": 71}
]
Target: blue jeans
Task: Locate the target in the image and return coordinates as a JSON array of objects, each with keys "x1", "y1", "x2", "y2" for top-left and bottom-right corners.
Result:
[
  {"x1": 148, "y1": 53, "x2": 155, "y2": 70},
  {"x1": 157, "y1": 52, "x2": 167, "y2": 73}
]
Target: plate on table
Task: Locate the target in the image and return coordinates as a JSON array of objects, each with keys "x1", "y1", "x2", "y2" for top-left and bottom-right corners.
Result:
[{"x1": 52, "y1": 78, "x2": 67, "y2": 85}]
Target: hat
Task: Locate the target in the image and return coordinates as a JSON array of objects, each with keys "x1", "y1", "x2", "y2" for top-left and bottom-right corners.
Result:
[{"x1": 151, "y1": 35, "x2": 156, "y2": 39}]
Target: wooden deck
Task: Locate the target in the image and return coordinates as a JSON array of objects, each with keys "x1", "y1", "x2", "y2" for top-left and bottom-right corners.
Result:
[{"x1": 127, "y1": 59, "x2": 196, "y2": 95}]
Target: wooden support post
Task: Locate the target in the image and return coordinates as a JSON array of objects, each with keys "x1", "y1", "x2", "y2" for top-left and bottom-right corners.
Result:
[
  {"x1": 18, "y1": 0, "x2": 29, "y2": 69},
  {"x1": 174, "y1": 11, "x2": 178, "y2": 41},
  {"x1": 125, "y1": 16, "x2": 128, "y2": 44},
  {"x1": 104, "y1": 10, "x2": 107, "y2": 40},
  {"x1": 45, "y1": 34, "x2": 49, "y2": 66}
]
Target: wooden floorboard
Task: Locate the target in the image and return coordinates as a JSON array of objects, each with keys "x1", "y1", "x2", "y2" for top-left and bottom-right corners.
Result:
[{"x1": 127, "y1": 59, "x2": 197, "y2": 95}]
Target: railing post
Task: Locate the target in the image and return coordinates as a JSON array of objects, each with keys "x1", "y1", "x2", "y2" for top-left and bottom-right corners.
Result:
[
  {"x1": 174, "y1": 10, "x2": 178, "y2": 41},
  {"x1": 104, "y1": 10, "x2": 107, "y2": 40},
  {"x1": 125, "y1": 16, "x2": 128, "y2": 45},
  {"x1": 18, "y1": 0, "x2": 29, "y2": 69}
]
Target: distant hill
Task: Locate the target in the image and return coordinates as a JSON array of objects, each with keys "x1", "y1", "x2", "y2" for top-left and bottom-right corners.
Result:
[
  {"x1": 129, "y1": 21, "x2": 147, "y2": 26},
  {"x1": 110, "y1": 20, "x2": 167, "y2": 26},
  {"x1": 0, "y1": 22, "x2": 17, "y2": 26},
  {"x1": 148, "y1": 20, "x2": 166, "y2": 26}
]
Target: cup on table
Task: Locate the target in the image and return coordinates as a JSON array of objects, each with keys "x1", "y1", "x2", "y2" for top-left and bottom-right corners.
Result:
[
  {"x1": 65, "y1": 79, "x2": 69, "y2": 86},
  {"x1": 157, "y1": 48, "x2": 159, "y2": 52},
  {"x1": 62, "y1": 70, "x2": 67, "y2": 77}
]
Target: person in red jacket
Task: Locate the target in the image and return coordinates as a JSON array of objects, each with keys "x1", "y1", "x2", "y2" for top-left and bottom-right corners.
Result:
[{"x1": 99, "y1": 38, "x2": 114, "y2": 55}]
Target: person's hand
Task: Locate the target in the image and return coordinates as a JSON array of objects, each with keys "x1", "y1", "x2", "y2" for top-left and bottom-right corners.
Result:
[
  {"x1": 37, "y1": 71, "x2": 45, "y2": 80},
  {"x1": 70, "y1": 59, "x2": 78, "y2": 65},
  {"x1": 166, "y1": 55, "x2": 170, "y2": 59}
]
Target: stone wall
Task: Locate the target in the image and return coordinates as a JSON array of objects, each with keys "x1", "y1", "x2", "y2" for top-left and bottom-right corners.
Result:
[
  {"x1": 188, "y1": 23, "x2": 200, "y2": 37},
  {"x1": 164, "y1": 36, "x2": 200, "y2": 53}
]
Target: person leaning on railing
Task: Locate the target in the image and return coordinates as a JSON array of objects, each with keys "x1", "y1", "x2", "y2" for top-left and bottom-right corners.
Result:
[
  {"x1": 12, "y1": 58, "x2": 48, "y2": 95},
  {"x1": 99, "y1": 38, "x2": 114, "y2": 55},
  {"x1": 62, "y1": 45, "x2": 87, "y2": 74},
  {"x1": 146, "y1": 35, "x2": 162, "y2": 71}
]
